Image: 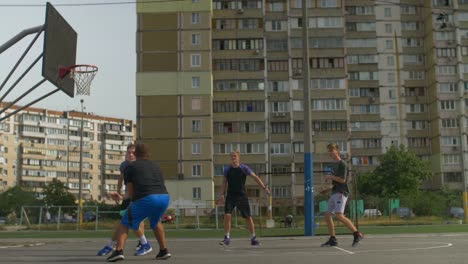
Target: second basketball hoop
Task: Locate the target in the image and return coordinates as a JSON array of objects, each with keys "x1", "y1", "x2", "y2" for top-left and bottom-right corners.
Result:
[{"x1": 59, "y1": 64, "x2": 98, "y2": 96}]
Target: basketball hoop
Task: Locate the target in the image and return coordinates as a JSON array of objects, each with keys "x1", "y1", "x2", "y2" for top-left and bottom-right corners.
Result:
[{"x1": 59, "y1": 64, "x2": 98, "y2": 96}]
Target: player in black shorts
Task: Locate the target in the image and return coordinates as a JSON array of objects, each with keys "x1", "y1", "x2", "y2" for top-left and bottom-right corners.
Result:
[{"x1": 218, "y1": 150, "x2": 270, "y2": 246}]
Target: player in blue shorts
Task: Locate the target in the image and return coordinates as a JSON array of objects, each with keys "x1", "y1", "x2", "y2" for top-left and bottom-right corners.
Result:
[
  {"x1": 218, "y1": 150, "x2": 270, "y2": 246},
  {"x1": 106, "y1": 143, "x2": 171, "y2": 262},
  {"x1": 97, "y1": 144, "x2": 165, "y2": 257}
]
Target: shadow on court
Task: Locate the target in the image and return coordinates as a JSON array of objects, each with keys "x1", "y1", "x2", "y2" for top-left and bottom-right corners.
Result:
[{"x1": 1, "y1": 233, "x2": 467, "y2": 264}]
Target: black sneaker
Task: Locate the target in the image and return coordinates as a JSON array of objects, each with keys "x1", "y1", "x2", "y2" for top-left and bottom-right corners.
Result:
[
  {"x1": 106, "y1": 250, "x2": 124, "y2": 262},
  {"x1": 155, "y1": 248, "x2": 171, "y2": 260},
  {"x1": 321, "y1": 237, "x2": 337, "y2": 247},
  {"x1": 352, "y1": 232, "x2": 363, "y2": 247}
]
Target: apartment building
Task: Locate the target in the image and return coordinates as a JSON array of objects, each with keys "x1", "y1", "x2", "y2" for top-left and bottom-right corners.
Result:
[
  {"x1": 136, "y1": 0, "x2": 468, "y2": 210},
  {"x1": 0, "y1": 103, "x2": 135, "y2": 203}
]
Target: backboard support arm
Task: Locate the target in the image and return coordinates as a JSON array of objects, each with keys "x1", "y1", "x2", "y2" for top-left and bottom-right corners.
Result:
[
  {"x1": 0, "y1": 25, "x2": 44, "y2": 55},
  {"x1": 0, "y1": 78, "x2": 47, "y2": 117},
  {"x1": 0, "y1": 86, "x2": 59, "y2": 123},
  {"x1": 0, "y1": 53, "x2": 44, "y2": 103},
  {"x1": 0, "y1": 27, "x2": 44, "y2": 94}
]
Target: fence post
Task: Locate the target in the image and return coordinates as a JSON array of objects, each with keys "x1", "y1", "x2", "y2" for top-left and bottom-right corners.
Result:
[
  {"x1": 38, "y1": 206, "x2": 43, "y2": 231},
  {"x1": 195, "y1": 206, "x2": 200, "y2": 229},
  {"x1": 234, "y1": 209, "x2": 238, "y2": 229},
  {"x1": 215, "y1": 205, "x2": 219, "y2": 230},
  {"x1": 175, "y1": 207, "x2": 179, "y2": 230},
  {"x1": 19, "y1": 206, "x2": 24, "y2": 226},
  {"x1": 57, "y1": 206, "x2": 61, "y2": 231}
]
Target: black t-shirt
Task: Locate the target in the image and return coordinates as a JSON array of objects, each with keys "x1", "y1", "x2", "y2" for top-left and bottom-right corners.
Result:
[
  {"x1": 331, "y1": 159, "x2": 349, "y2": 194},
  {"x1": 124, "y1": 159, "x2": 168, "y2": 201},
  {"x1": 223, "y1": 164, "x2": 253, "y2": 196}
]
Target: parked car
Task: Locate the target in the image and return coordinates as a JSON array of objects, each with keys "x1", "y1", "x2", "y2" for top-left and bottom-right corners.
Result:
[
  {"x1": 0, "y1": 216, "x2": 6, "y2": 225},
  {"x1": 83, "y1": 211, "x2": 96, "y2": 222},
  {"x1": 450, "y1": 207, "x2": 465, "y2": 218},
  {"x1": 362, "y1": 209, "x2": 382, "y2": 217},
  {"x1": 392, "y1": 207, "x2": 415, "y2": 218}
]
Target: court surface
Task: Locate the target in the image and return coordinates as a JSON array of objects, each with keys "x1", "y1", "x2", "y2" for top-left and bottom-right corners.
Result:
[{"x1": 0, "y1": 233, "x2": 467, "y2": 264}]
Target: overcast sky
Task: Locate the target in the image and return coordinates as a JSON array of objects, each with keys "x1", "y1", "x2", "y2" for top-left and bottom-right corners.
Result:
[{"x1": 0, "y1": 0, "x2": 137, "y2": 121}]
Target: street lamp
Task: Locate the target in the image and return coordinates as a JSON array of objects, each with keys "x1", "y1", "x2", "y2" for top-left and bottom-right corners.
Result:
[{"x1": 78, "y1": 99, "x2": 84, "y2": 227}]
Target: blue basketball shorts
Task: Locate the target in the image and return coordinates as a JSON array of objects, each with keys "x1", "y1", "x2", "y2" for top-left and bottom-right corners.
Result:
[{"x1": 121, "y1": 194, "x2": 170, "y2": 230}]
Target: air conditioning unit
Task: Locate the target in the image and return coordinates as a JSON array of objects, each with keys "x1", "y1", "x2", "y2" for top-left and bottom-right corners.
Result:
[
  {"x1": 254, "y1": 49, "x2": 260, "y2": 54},
  {"x1": 237, "y1": 8, "x2": 244, "y2": 14},
  {"x1": 293, "y1": 69, "x2": 302, "y2": 77}
]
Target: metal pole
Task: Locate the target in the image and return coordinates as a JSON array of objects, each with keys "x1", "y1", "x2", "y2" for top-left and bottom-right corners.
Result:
[
  {"x1": 0, "y1": 25, "x2": 43, "y2": 54},
  {"x1": 78, "y1": 99, "x2": 84, "y2": 228},
  {"x1": 302, "y1": 0, "x2": 314, "y2": 236},
  {"x1": 66, "y1": 114, "x2": 70, "y2": 185}
]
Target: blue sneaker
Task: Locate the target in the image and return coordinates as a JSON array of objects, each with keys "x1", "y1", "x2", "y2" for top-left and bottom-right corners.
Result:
[
  {"x1": 251, "y1": 236, "x2": 261, "y2": 246},
  {"x1": 97, "y1": 245, "x2": 114, "y2": 256},
  {"x1": 219, "y1": 236, "x2": 230, "y2": 245},
  {"x1": 134, "y1": 242, "x2": 152, "y2": 256}
]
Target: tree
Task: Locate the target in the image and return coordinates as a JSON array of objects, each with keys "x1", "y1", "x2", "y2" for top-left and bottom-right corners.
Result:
[
  {"x1": 42, "y1": 179, "x2": 76, "y2": 206},
  {"x1": 357, "y1": 145, "x2": 432, "y2": 198},
  {"x1": 0, "y1": 186, "x2": 38, "y2": 216}
]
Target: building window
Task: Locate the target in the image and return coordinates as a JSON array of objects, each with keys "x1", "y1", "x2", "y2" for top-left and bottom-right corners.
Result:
[
  {"x1": 191, "y1": 54, "x2": 201, "y2": 67},
  {"x1": 386, "y1": 39, "x2": 393, "y2": 49},
  {"x1": 193, "y1": 187, "x2": 201, "y2": 199},
  {"x1": 192, "y1": 120, "x2": 201, "y2": 132},
  {"x1": 192, "y1": 76, "x2": 200, "y2": 88},
  {"x1": 191, "y1": 33, "x2": 200, "y2": 45},
  {"x1": 191, "y1": 13, "x2": 200, "y2": 24},
  {"x1": 192, "y1": 165, "x2": 201, "y2": 177},
  {"x1": 192, "y1": 142, "x2": 201, "y2": 154},
  {"x1": 384, "y1": 7, "x2": 392, "y2": 17},
  {"x1": 385, "y1": 24, "x2": 392, "y2": 33},
  {"x1": 191, "y1": 97, "x2": 201, "y2": 110}
]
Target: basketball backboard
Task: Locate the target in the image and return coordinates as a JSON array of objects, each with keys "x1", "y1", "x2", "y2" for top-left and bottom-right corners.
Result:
[{"x1": 42, "y1": 2, "x2": 77, "y2": 98}]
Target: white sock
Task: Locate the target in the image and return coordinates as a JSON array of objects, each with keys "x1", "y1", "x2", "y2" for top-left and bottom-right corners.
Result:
[
  {"x1": 139, "y1": 235, "x2": 148, "y2": 245},
  {"x1": 225, "y1": 233, "x2": 230, "y2": 238},
  {"x1": 251, "y1": 233, "x2": 256, "y2": 239},
  {"x1": 106, "y1": 239, "x2": 115, "y2": 248}
]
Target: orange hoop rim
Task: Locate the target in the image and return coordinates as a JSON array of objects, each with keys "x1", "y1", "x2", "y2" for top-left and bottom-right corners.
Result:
[{"x1": 59, "y1": 64, "x2": 98, "y2": 79}]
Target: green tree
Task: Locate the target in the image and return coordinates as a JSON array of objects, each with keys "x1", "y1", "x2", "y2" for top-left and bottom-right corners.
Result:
[
  {"x1": 358, "y1": 145, "x2": 432, "y2": 198},
  {"x1": 0, "y1": 186, "x2": 38, "y2": 216},
  {"x1": 42, "y1": 178, "x2": 76, "y2": 206}
]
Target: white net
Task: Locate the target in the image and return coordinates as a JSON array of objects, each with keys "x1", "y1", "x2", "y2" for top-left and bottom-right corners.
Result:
[{"x1": 70, "y1": 65, "x2": 98, "y2": 96}]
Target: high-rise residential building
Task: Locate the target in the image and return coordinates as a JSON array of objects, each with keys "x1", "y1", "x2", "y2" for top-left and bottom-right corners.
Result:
[
  {"x1": 0, "y1": 103, "x2": 135, "y2": 202},
  {"x1": 136, "y1": 0, "x2": 468, "y2": 210}
]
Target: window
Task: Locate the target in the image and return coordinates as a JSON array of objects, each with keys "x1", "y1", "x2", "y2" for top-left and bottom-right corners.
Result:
[
  {"x1": 191, "y1": 54, "x2": 201, "y2": 67},
  {"x1": 191, "y1": 97, "x2": 201, "y2": 110},
  {"x1": 384, "y1": 7, "x2": 392, "y2": 17},
  {"x1": 192, "y1": 165, "x2": 201, "y2": 177},
  {"x1": 386, "y1": 39, "x2": 393, "y2": 49},
  {"x1": 385, "y1": 24, "x2": 392, "y2": 33},
  {"x1": 192, "y1": 120, "x2": 201, "y2": 132},
  {"x1": 192, "y1": 142, "x2": 201, "y2": 154},
  {"x1": 191, "y1": 33, "x2": 200, "y2": 45},
  {"x1": 191, "y1": 13, "x2": 200, "y2": 24},
  {"x1": 387, "y1": 56, "x2": 395, "y2": 66},
  {"x1": 193, "y1": 187, "x2": 201, "y2": 199},
  {"x1": 192, "y1": 76, "x2": 200, "y2": 88}
]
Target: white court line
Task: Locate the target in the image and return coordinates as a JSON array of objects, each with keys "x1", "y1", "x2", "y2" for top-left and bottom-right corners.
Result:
[
  {"x1": 355, "y1": 243, "x2": 453, "y2": 253},
  {"x1": 332, "y1": 246, "x2": 355, "y2": 254}
]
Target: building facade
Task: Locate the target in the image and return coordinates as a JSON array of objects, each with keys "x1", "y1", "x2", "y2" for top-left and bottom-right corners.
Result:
[
  {"x1": 136, "y1": 0, "x2": 468, "y2": 209},
  {"x1": 0, "y1": 103, "x2": 135, "y2": 203}
]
